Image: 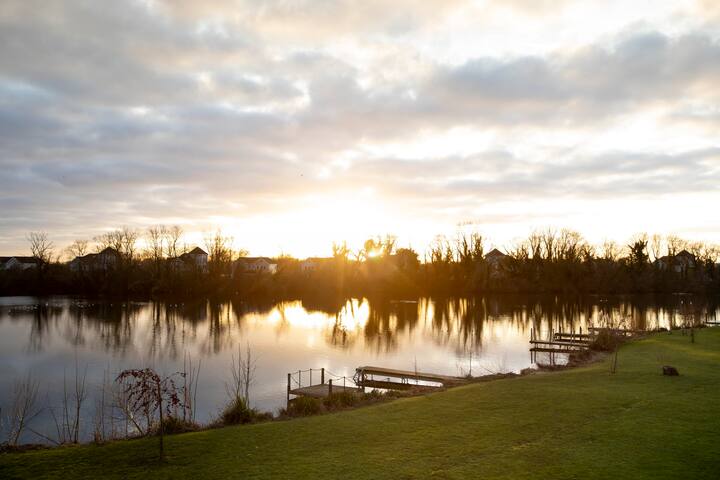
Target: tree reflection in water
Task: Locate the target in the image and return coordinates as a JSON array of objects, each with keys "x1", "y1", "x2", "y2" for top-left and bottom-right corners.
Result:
[{"x1": 1, "y1": 294, "x2": 718, "y2": 443}]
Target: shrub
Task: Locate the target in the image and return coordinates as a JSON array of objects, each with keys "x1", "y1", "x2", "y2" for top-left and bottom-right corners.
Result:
[
  {"x1": 287, "y1": 396, "x2": 322, "y2": 417},
  {"x1": 383, "y1": 389, "x2": 412, "y2": 398},
  {"x1": 323, "y1": 391, "x2": 359, "y2": 410},
  {"x1": 158, "y1": 416, "x2": 200, "y2": 435},
  {"x1": 220, "y1": 397, "x2": 255, "y2": 425},
  {"x1": 364, "y1": 389, "x2": 383, "y2": 401},
  {"x1": 590, "y1": 330, "x2": 623, "y2": 352}
]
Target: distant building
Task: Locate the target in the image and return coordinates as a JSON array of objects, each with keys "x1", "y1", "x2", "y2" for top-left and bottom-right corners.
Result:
[
  {"x1": 166, "y1": 247, "x2": 208, "y2": 273},
  {"x1": 2, "y1": 256, "x2": 40, "y2": 270},
  {"x1": 234, "y1": 257, "x2": 278, "y2": 275},
  {"x1": 388, "y1": 249, "x2": 420, "y2": 271},
  {"x1": 484, "y1": 248, "x2": 508, "y2": 267},
  {"x1": 484, "y1": 248, "x2": 508, "y2": 278},
  {"x1": 181, "y1": 247, "x2": 209, "y2": 272},
  {"x1": 69, "y1": 247, "x2": 121, "y2": 272},
  {"x1": 300, "y1": 257, "x2": 334, "y2": 272},
  {"x1": 653, "y1": 250, "x2": 696, "y2": 273}
]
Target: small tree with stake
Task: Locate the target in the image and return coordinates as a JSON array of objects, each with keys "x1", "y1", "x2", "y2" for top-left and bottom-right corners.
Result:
[{"x1": 116, "y1": 368, "x2": 183, "y2": 460}]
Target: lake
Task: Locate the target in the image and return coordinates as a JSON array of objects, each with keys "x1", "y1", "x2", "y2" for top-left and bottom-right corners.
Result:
[{"x1": 1, "y1": 294, "x2": 717, "y2": 444}]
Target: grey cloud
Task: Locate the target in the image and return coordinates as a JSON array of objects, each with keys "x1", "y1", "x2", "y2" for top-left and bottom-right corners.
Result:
[
  {"x1": 332, "y1": 147, "x2": 720, "y2": 205},
  {"x1": 420, "y1": 33, "x2": 720, "y2": 126},
  {"x1": 1, "y1": 1, "x2": 719, "y2": 252}
]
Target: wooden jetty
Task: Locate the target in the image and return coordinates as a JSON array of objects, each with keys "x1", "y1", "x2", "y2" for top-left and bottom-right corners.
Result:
[
  {"x1": 286, "y1": 368, "x2": 361, "y2": 408},
  {"x1": 290, "y1": 383, "x2": 360, "y2": 398},
  {"x1": 553, "y1": 332, "x2": 594, "y2": 341},
  {"x1": 588, "y1": 327, "x2": 645, "y2": 336},
  {"x1": 529, "y1": 339, "x2": 589, "y2": 349},
  {"x1": 354, "y1": 366, "x2": 467, "y2": 389},
  {"x1": 529, "y1": 327, "x2": 592, "y2": 363},
  {"x1": 286, "y1": 365, "x2": 467, "y2": 406}
]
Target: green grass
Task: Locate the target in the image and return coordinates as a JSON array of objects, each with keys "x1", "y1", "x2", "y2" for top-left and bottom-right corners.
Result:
[{"x1": 2, "y1": 329, "x2": 720, "y2": 479}]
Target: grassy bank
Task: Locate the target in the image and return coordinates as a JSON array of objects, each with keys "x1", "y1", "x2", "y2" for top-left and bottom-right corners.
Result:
[{"x1": 2, "y1": 329, "x2": 719, "y2": 479}]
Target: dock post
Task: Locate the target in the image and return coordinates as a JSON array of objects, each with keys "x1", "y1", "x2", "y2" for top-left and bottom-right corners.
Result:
[
  {"x1": 321, "y1": 367, "x2": 325, "y2": 384},
  {"x1": 310, "y1": 369, "x2": 312, "y2": 385},
  {"x1": 328, "y1": 379, "x2": 333, "y2": 395},
  {"x1": 286, "y1": 373, "x2": 291, "y2": 410}
]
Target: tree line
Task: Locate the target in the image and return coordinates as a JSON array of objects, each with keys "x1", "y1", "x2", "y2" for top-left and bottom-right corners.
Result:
[{"x1": 1, "y1": 227, "x2": 719, "y2": 297}]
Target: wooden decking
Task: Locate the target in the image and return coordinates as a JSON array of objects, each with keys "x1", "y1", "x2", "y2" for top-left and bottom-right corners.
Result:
[
  {"x1": 286, "y1": 368, "x2": 361, "y2": 407},
  {"x1": 290, "y1": 384, "x2": 360, "y2": 399},
  {"x1": 530, "y1": 339, "x2": 589, "y2": 348},
  {"x1": 354, "y1": 366, "x2": 467, "y2": 387},
  {"x1": 553, "y1": 332, "x2": 594, "y2": 341}
]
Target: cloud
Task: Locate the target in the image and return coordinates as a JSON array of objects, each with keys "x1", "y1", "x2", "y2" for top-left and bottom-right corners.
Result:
[{"x1": 0, "y1": 0, "x2": 719, "y2": 253}]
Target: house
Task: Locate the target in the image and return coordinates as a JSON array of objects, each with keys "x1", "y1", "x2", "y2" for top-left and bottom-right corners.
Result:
[
  {"x1": 484, "y1": 248, "x2": 508, "y2": 267},
  {"x1": 390, "y1": 248, "x2": 419, "y2": 271},
  {"x1": 3, "y1": 256, "x2": 40, "y2": 270},
  {"x1": 69, "y1": 247, "x2": 121, "y2": 272},
  {"x1": 180, "y1": 247, "x2": 208, "y2": 272},
  {"x1": 300, "y1": 257, "x2": 334, "y2": 272},
  {"x1": 166, "y1": 247, "x2": 208, "y2": 273},
  {"x1": 234, "y1": 257, "x2": 278, "y2": 275},
  {"x1": 654, "y1": 250, "x2": 696, "y2": 273}
]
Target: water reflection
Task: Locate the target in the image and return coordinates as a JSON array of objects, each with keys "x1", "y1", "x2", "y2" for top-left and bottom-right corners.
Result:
[
  {"x1": 0, "y1": 294, "x2": 718, "y2": 443},
  {"x1": 3, "y1": 295, "x2": 718, "y2": 358}
]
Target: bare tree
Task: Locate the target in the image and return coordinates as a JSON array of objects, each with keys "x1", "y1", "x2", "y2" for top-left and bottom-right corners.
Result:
[
  {"x1": 225, "y1": 342, "x2": 257, "y2": 406},
  {"x1": 181, "y1": 353, "x2": 201, "y2": 424},
  {"x1": 506, "y1": 240, "x2": 530, "y2": 261},
  {"x1": 527, "y1": 230, "x2": 543, "y2": 260},
  {"x1": 120, "y1": 227, "x2": 139, "y2": 262},
  {"x1": 650, "y1": 234, "x2": 664, "y2": 262},
  {"x1": 332, "y1": 241, "x2": 351, "y2": 260},
  {"x1": 428, "y1": 235, "x2": 453, "y2": 264},
  {"x1": 65, "y1": 239, "x2": 89, "y2": 261},
  {"x1": 94, "y1": 227, "x2": 139, "y2": 263},
  {"x1": 27, "y1": 232, "x2": 54, "y2": 264},
  {"x1": 601, "y1": 240, "x2": 621, "y2": 261},
  {"x1": 454, "y1": 231, "x2": 484, "y2": 264},
  {"x1": 666, "y1": 235, "x2": 687, "y2": 256},
  {"x1": 146, "y1": 226, "x2": 167, "y2": 273},
  {"x1": 164, "y1": 225, "x2": 183, "y2": 259},
  {"x1": 94, "y1": 230, "x2": 121, "y2": 252},
  {"x1": 556, "y1": 229, "x2": 586, "y2": 262},
  {"x1": 116, "y1": 368, "x2": 185, "y2": 460},
  {"x1": 204, "y1": 229, "x2": 234, "y2": 276},
  {"x1": 540, "y1": 228, "x2": 558, "y2": 261},
  {"x1": 50, "y1": 361, "x2": 88, "y2": 444},
  {"x1": 2, "y1": 373, "x2": 41, "y2": 446}
]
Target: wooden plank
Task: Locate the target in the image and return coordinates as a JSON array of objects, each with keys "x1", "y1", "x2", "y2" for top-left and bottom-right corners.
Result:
[
  {"x1": 355, "y1": 366, "x2": 465, "y2": 385},
  {"x1": 588, "y1": 327, "x2": 644, "y2": 333},
  {"x1": 530, "y1": 347, "x2": 585, "y2": 354},
  {"x1": 553, "y1": 333, "x2": 594, "y2": 340},
  {"x1": 354, "y1": 379, "x2": 435, "y2": 391},
  {"x1": 529, "y1": 340, "x2": 590, "y2": 348},
  {"x1": 289, "y1": 384, "x2": 360, "y2": 399}
]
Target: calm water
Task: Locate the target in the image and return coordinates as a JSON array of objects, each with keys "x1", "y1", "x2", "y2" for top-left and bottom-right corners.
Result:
[{"x1": 1, "y1": 294, "x2": 718, "y2": 444}]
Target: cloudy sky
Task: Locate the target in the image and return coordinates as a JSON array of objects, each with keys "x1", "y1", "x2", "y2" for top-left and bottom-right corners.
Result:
[{"x1": 1, "y1": 0, "x2": 719, "y2": 257}]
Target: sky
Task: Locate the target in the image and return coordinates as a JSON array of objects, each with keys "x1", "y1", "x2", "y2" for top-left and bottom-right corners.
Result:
[{"x1": 1, "y1": 0, "x2": 719, "y2": 258}]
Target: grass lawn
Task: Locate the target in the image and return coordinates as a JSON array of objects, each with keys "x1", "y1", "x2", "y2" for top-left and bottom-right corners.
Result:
[{"x1": 2, "y1": 328, "x2": 719, "y2": 479}]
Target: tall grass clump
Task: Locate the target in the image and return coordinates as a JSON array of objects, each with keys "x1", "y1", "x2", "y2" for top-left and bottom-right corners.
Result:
[
  {"x1": 286, "y1": 397, "x2": 322, "y2": 417},
  {"x1": 220, "y1": 397, "x2": 256, "y2": 425}
]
